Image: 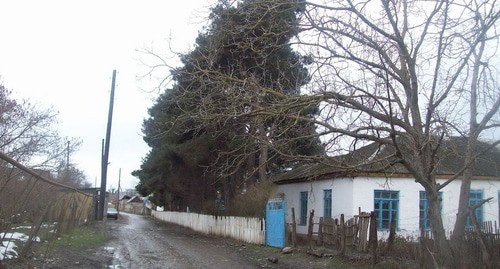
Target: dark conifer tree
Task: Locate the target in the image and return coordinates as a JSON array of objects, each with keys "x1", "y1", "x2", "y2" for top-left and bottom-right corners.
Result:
[{"x1": 134, "y1": 0, "x2": 323, "y2": 213}]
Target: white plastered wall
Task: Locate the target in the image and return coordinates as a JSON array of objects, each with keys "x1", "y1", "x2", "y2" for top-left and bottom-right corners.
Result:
[{"x1": 275, "y1": 176, "x2": 499, "y2": 239}]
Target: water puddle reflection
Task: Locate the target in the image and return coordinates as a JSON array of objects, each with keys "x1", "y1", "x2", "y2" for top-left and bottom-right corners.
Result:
[{"x1": 105, "y1": 246, "x2": 128, "y2": 269}]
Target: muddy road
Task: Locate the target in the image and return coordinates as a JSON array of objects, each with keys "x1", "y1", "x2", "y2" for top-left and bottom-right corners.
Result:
[
  {"x1": 5, "y1": 212, "x2": 335, "y2": 269},
  {"x1": 106, "y1": 212, "x2": 266, "y2": 269}
]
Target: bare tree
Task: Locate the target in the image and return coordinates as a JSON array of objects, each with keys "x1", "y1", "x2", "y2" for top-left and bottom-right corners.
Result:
[
  {"x1": 286, "y1": 0, "x2": 499, "y2": 266},
  {"x1": 0, "y1": 83, "x2": 75, "y2": 168},
  {"x1": 449, "y1": 1, "x2": 500, "y2": 263}
]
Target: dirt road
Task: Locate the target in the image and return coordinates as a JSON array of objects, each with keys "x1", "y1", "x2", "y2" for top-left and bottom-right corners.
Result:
[
  {"x1": 5, "y1": 212, "x2": 336, "y2": 268},
  {"x1": 106, "y1": 212, "x2": 266, "y2": 269}
]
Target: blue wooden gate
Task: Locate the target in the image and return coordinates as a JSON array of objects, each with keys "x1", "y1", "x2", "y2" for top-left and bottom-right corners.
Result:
[{"x1": 265, "y1": 199, "x2": 286, "y2": 248}]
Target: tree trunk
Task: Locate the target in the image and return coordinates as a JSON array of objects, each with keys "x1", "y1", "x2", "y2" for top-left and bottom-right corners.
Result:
[
  {"x1": 222, "y1": 176, "x2": 235, "y2": 213},
  {"x1": 470, "y1": 207, "x2": 492, "y2": 268},
  {"x1": 452, "y1": 174, "x2": 472, "y2": 241},
  {"x1": 453, "y1": 35, "x2": 484, "y2": 242},
  {"x1": 246, "y1": 124, "x2": 258, "y2": 186},
  {"x1": 369, "y1": 211, "x2": 378, "y2": 265},
  {"x1": 257, "y1": 124, "x2": 268, "y2": 182},
  {"x1": 246, "y1": 150, "x2": 257, "y2": 185},
  {"x1": 452, "y1": 136, "x2": 476, "y2": 241},
  {"x1": 427, "y1": 190, "x2": 456, "y2": 268}
]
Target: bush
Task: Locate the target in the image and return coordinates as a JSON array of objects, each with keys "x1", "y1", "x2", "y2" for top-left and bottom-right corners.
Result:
[
  {"x1": 225, "y1": 180, "x2": 277, "y2": 218},
  {"x1": 379, "y1": 235, "x2": 419, "y2": 260}
]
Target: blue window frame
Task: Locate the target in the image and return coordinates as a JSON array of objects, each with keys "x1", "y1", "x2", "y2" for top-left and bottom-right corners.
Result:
[
  {"x1": 374, "y1": 190, "x2": 399, "y2": 230},
  {"x1": 324, "y1": 189, "x2": 332, "y2": 218},
  {"x1": 467, "y1": 190, "x2": 483, "y2": 228},
  {"x1": 299, "y1": 191, "x2": 308, "y2": 225},
  {"x1": 419, "y1": 191, "x2": 442, "y2": 230}
]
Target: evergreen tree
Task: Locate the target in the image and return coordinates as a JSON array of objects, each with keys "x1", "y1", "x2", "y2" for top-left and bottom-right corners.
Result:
[{"x1": 134, "y1": 0, "x2": 323, "y2": 213}]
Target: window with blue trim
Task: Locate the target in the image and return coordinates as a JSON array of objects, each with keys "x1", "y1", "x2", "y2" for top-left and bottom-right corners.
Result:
[
  {"x1": 419, "y1": 191, "x2": 442, "y2": 230},
  {"x1": 299, "y1": 191, "x2": 308, "y2": 225},
  {"x1": 374, "y1": 190, "x2": 399, "y2": 230},
  {"x1": 467, "y1": 190, "x2": 483, "y2": 228},
  {"x1": 324, "y1": 189, "x2": 332, "y2": 218}
]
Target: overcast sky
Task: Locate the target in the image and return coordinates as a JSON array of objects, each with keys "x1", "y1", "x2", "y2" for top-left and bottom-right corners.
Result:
[{"x1": 0, "y1": 0, "x2": 216, "y2": 190}]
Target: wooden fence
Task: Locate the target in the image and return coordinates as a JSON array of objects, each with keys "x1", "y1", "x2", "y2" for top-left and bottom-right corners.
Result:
[
  {"x1": 316, "y1": 211, "x2": 373, "y2": 252},
  {"x1": 317, "y1": 212, "x2": 372, "y2": 252},
  {"x1": 152, "y1": 210, "x2": 265, "y2": 244},
  {"x1": 474, "y1": 220, "x2": 500, "y2": 243},
  {"x1": 287, "y1": 208, "x2": 377, "y2": 256},
  {"x1": 52, "y1": 191, "x2": 95, "y2": 233},
  {"x1": 0, "y1": 155, "x2": 96, "y2": 260}
]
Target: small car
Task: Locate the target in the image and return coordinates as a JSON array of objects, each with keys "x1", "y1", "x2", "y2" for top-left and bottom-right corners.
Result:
[{"x1": 107, "y1": 208, "x2": 118, "y2": 220}]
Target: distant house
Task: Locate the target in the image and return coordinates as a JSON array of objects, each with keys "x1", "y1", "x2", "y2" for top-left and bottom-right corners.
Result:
[
  {"x1": 118, "y1": 194, "x2": 131, "y2": 210},
  {"x1": 127, "y1": 195, "x2": 142, "y2": 204},
  {"x1": 120, "y1": 195, "x2": 150, "y2": 215},
  {"x1": 273, "y1": 137, "x2": 500, "y2": 239}
]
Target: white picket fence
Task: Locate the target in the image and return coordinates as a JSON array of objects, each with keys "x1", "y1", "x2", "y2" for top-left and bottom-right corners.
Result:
[{"x1": 152, "y1": 210, "x2": 266, "y2": 244}]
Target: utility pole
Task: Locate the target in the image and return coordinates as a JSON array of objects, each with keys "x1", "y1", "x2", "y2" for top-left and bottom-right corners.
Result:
[
  {"x1": 66, "y1": 140, "x2": 70, "y2": 170},
  {"x1": 117, "y1": 168, "x2": 121, "y2": 215},
  {"x1": 65, "y1": 140, "x2": 70, "y2": 182},
  {"x1": 98, "y1": 70, "x2": 117, "y2": 220}
]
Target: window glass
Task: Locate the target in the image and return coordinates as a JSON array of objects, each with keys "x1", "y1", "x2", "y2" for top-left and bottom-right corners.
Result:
[
  {"x1": 324, "y1": 189, "x2": 332, "y2": 218},
  {"x1": 374, "y1": 190, "x2": 399, "y2": 230},
  {"x1": 467, "y1": 190, "x2": 483, "y2": 228}
]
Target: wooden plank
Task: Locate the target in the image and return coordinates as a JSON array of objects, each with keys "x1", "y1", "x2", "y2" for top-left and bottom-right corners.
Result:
[
  {"x1": 340, "y1": 214, "x2": 345, "y2": 255},
  {"x1": 322, "y1": 217, "x2": 335, "y2": 245},
  {"x1": 357, "y1": 213, "x2": 369, "y2": 252},
  {"x1": 369, "y1": 211, "x2": 378, "y2": 265},
  {"x1": 318, "y1": 217, "x2": 324, "y2": 246}
]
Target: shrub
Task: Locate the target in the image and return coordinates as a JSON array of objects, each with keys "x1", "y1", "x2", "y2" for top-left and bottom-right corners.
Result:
[{"x1": 225, "y1": 180, "x2": 276, "y2": 218}]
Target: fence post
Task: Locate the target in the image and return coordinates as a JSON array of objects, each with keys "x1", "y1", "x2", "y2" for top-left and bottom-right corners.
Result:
[
  {"x1": 334, "y1": 218, "x2": 339, "y2": 247},
  {"x1": 369, "y1": 211, "x2": 378, "y2": 265},
  {"x1": 340, "y1": 214, "x2": 345, "y2": 255},
  {"x1": 20, "y1": 204, "x2": 52, "y2": 258},
  {"x1": 357, "y1": 213, "x2": 369, "y2": 252},
  {"x1": 318, "y1": 217, "x2": 324, "y2": 246},
  {"x1": 291, "y1": 207, "x2": 297, "y2": 247},
  {"x1": 307, "y1": 209, "x2": 315, "y2": 250}
]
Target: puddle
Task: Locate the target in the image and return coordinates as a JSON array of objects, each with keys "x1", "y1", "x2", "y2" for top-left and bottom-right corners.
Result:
[
  {"x1": 108, "y1": 265, "x2": 126, "y2": 269},
  {"x1": 104, "y1": 246, "x2": 115, "y2": 253},
  {"x1": 105, "y1": 246, "x2": 129, "y2": 269}
]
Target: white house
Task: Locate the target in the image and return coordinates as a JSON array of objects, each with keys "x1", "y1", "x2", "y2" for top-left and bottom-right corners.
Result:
[{"x1": 273, "y1": 138, "x2": 500, "y2": 239}]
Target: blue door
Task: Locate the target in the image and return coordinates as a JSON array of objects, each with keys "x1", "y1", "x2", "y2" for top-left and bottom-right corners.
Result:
[{"x1": 266, "y1": 199, "x2": 286, "y2": 248}]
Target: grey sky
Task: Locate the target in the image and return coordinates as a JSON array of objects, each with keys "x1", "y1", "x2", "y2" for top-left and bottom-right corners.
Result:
[{"x1": 0, "y1": 0, "x2": 215, "y2": 189}]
